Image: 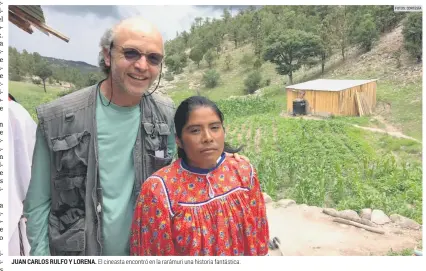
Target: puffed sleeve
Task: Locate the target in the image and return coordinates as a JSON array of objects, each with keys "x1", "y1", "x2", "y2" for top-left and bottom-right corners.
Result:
[
  {"x1": 130, "y1": 176, "x2": 175, "y2": 255},
  {"x1": 249, "y1": 165, "x2": 269, "y2": 255}
]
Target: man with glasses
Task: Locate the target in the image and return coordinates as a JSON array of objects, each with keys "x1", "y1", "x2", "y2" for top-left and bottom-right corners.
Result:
[{"x1": 24, "y1": 17, "x2": 176, "y2": 256}]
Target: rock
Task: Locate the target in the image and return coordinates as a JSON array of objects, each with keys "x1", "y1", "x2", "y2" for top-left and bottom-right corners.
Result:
[
  {"x1": 392, "y1": 229, "x2": 404, "y2": 235},
  {"x1": 262, "y1": 193, "x2": 273, "y2": 204},
  {"x1": 390, "y1": 214, "x2": 402, "y2": 223},
  {"x1": 323, "y1": 208, "x2": 338, "y2": 217},
  {"x1": 390, "y1": 214, "x2": 421, "y2": 230},
  {"x1": 371, "y1": 209, "x2": 391, "y2": 225},
  {"x1": 276, "y1": 199, "x2": 296, "y2": 208},
  {"x1": 338, "y1": 210, "x2": 361, "y2": 221},
  {"x1": 360, "y1": 208, "x2": 372, "y2": 220}
]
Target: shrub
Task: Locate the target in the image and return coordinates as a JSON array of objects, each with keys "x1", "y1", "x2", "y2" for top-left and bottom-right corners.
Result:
[
  {"x1": 202, "y1": 69, "x2": 220, "y2": 88},
  {"x1": 164, "y1": 71, "x2": 174, "y2": 81},
  {"x1": 239, "y1": 53, "x2": 254, "y2": 67},
  {"x1": 244, "y1": 70, "x2": 262, "y2": 94},
  {"x1": 32, "y1": 78, "x2": 41, "y2": 85}
]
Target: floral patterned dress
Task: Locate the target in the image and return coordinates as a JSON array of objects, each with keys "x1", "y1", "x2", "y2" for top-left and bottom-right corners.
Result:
[{"x1": 130, "y1": 153, "x2": 269, "y2": 256}]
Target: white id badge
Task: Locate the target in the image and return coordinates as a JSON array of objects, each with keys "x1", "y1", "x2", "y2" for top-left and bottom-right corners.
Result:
[{"x1": 155, "y1": 150, "x2": 165, "y2": 158}]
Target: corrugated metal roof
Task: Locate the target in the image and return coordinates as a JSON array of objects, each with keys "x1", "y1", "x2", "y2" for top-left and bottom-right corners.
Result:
[
  {"x1": 286, "y1": 79, "x2": 378, "y2": 92},
  {"x1": 17, "y1": 6, "x2": 45, "y2": 23}
]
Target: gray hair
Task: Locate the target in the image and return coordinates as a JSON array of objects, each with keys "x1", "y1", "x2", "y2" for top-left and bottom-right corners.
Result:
[{"x1": 98, "y1": 27, "x2": 114, "y2": 75}]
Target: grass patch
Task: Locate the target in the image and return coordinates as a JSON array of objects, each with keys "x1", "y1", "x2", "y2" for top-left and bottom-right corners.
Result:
[
  {"x1": 387, "y1": 248, "x2": 414, "y2": 256},
  {"x1": 169, "y1": 88, "x2": 197, "y2": 105},
  {"x1": 332, "y1": 116, "x2": 372, "y2": 126},
  {"x1": 262, "y1": 84, "x2": 287, "y2": 111},
  {"x1": 375, "y1": 79, "x2": 422, "y2": 140},
  {"x1": 8, "y1": 81, "x2": 65, "y2": 121}
]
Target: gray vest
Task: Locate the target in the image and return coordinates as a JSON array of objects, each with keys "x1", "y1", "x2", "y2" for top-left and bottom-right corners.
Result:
[{"x1": 36, "y1": 83, "x2": 175, "y2": 255}]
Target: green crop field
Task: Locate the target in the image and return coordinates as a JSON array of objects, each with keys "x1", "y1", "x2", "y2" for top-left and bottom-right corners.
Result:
[{"x1": 219, "y1": 96, "x2": 422, "y2": 224}]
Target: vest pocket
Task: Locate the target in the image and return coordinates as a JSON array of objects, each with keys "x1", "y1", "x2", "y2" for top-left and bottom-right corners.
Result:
[
  {"x1": 145, "y1": 154, "x2": 173, "y2": 172},
  {"x1": 51, "y1": 131, "x2": 90, "y2": 173},
  {"x1": 143, "y1": 122, "x2": 170, "y2": 151},
  {"x1": 54, "y1": 176, "x2": 85, "y2": 208},
  {"x1": 49, "y1": 213, "x2": 85, "y2": 255}
]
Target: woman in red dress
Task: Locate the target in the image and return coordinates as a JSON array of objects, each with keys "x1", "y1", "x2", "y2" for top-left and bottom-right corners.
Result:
[{"x1": 130, "y1": 96, "x2": 269, "y2": 256}]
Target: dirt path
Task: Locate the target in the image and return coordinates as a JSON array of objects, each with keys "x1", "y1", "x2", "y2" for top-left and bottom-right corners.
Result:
[
  {"x1": 245, "y1": 125, "x2": 252, "y2": 149},
  {"x1": 254, "y1": 129, "x2": 261, "y2": 153},
  {"x1": 280, "y1": 112, "x2": 420, "y2": 143},
  {"x1": 353, "y1": 115, "x2": 420, "y2": 142},
  {"x1": 237, "y1": 123, "x2": 246, "y2": 143},
  {"x1": 272, "y1": 120, "x2": 278, "y2": 143},
  {"x1": 267, "y1": 203, "x2": 422, "y2": 256},
  {"x1": 352, "y1": 125, "x2": 420, "y2": 142},
  {"x1": 226, "y1": 125, "x2": 236, "y2": 145}
]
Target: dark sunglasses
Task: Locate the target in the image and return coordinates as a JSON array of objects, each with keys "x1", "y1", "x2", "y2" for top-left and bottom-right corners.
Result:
[
  {"x1": 122, "y1": 48, "x2": 163, "y2": 66},
  {"x1": 111, "y1": 43, "x2": 163, "y2": 66}
]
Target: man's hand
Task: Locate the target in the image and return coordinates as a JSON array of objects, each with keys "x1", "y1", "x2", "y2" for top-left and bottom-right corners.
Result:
[{"x1": 225, "y1": 152, "x2": 250, "y2": 163}]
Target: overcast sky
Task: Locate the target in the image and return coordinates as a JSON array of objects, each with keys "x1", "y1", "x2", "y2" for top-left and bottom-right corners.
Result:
[{"x1": 9, "y1": 5, "x2": 251, "y2": 66}]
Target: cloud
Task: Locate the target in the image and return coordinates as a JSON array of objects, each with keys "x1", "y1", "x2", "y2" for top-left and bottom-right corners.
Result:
[
  {"x1": 8, "y1": 5, "x2": 228, "y2": 66},
  {"x1": 43, "y1": 5, "x2": 122, "y2": 19},
  {"x1": 9, "y1": 7, "x2": 117, "y2": 66},
  {"x1": 117, "y1": 6, "x2": 224, "y2": 41}
]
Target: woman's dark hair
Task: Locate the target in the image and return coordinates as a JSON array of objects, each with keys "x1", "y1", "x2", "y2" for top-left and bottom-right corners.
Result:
[{"x1": 174, "y1": 96, "x2": 243, "y2": 161}]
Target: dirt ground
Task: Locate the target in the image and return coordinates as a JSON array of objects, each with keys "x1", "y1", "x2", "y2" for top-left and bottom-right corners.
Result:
[
  {"x1": 280, "y1": 112, "x2": 420, "y2": 142},
  {"x1": 266, "y1": 203, "x2": 422, "y2": 256}
]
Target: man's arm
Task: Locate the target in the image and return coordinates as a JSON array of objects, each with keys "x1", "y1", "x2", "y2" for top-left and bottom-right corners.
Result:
[{"x1": 23, "y1": 125, "x2": 52, "y2": 256}]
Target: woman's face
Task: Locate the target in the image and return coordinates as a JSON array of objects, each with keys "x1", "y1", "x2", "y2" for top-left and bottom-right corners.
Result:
[{"x1": 176, "y1": 106, "x2": 225, "y2": 169}]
